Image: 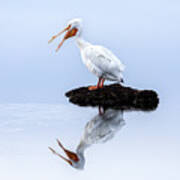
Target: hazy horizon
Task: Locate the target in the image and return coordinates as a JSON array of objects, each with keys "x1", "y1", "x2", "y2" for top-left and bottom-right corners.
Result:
[
  {"x1": 0, "y1": 0, "x2": 180, "y2": 179},
  {"x1": 0, "y1": 0, "x2": 180, "y2": 104}
]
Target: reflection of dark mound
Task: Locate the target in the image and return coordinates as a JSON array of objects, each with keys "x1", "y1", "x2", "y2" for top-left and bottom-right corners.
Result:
[{"x1": 65, "y1": 84, "x2": 159, "y2": 111}]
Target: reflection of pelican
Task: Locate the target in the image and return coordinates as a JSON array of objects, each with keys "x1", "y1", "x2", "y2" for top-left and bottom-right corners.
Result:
[
  {"x1": 48, "y1": 18, "x2": 125, "y2": 90},
  {"x1": 49, "y1": 108, "x2": 125, "y2": 170}
]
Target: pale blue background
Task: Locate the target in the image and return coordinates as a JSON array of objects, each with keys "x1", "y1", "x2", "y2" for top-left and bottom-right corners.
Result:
[
  {"x1": 0, "y1": 0, "x2": 179, "y2": 103},
  {"x1": 0, "y1": 0, "x2": 180, "y2": 179}
]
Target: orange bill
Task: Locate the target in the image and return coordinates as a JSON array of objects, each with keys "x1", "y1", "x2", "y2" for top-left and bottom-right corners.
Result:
[
  {"x1": 48, "y1": 25, "x2": 71, "y2": 44},
  {"x1": 56, "y1": 139, "x2": 79, "y2": 162},
  {"x1": 48, "y1": 146, "x2": 73, "y2": 166},
  {"x1": 48, "y1": 24, "x2": 78, "y2": 52},
  {"x1": 55, "y1": 27, "x2": 78, "y2": 52}
]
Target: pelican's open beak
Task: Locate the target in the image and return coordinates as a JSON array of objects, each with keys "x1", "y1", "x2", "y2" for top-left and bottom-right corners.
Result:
[
  {"x1": 49, "y1": 139, "x2": 79, "y2": 166},
  {"x1": 48, "y1": 25, "x2": 78, "y2": 52},
  {"x1": 48, "y1": 147, "x2": 73, "y2": 166}
]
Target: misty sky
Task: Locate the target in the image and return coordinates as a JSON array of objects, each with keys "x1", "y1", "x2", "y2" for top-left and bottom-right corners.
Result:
[
  {"x1": 0, "y1": 0, "x2": 179, "y2": 103},
  {"x1": 0, "y1": 1, "x2": 180, "y2": 179}
]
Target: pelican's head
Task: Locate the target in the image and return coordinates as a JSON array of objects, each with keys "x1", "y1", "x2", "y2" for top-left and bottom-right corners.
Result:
[
  {"x1": 49, "y1": 139, "x2": 85, "y2": 170},
  {"x1": 48, "y1": 18, "x2": 82, "y2": 52}
]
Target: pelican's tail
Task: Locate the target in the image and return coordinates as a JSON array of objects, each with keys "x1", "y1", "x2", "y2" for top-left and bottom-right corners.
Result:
[{"x1": 120, "y1": 78, "x2": 124, "y2": 83}]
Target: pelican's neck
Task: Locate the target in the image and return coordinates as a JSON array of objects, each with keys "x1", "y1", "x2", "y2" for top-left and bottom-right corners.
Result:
[
  {"x1": 76, "y1": 36, "x2": 91, "y2": 50},
  {"x1": 76, "y1": 140, "x2": 90, "y2": 155}
]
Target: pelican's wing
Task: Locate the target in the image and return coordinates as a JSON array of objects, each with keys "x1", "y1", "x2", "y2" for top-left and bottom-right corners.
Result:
[{"x1": 84, "y1": 45, "x2": 125, "y2": 74}]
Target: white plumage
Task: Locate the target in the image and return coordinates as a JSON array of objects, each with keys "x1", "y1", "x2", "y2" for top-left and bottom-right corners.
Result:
[
  {"x1": 48, "y1": 18, "x2": 125, "y2": 89},
  {"x1": 79, "y1": 43, "x2": 125, "y2": 82},
  {"x1": 80, "y1": 108, "x2": 125, "y2": 145},
  {"x1": 49, "y1": 108, "x2": 125, "y2": 170}
]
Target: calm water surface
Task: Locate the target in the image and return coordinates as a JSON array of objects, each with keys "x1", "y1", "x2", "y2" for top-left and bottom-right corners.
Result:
[{"x1": 0, "y1": 102, "x2": 179, "y2": 180}]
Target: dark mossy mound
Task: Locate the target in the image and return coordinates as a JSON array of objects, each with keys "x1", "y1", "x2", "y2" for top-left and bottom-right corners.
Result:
[{"x1": 65, "y1": 84, "x2": 159, "y2": 111}]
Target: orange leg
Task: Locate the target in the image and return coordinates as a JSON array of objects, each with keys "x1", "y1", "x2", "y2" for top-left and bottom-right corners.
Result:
[
  {"x1": 99, "y1": 78, "x2": 105, "y2": 88},
  {"x1": 88, "y1": 77, "x2": 103, "y2": 90},
  {"x1": 98, "y1": 106, "x2": 104, "y2": 115}
]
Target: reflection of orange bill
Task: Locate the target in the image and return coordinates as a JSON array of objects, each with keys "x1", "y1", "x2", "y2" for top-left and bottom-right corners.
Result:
[{"x1": 48, "y1": 139, "x2": 79, "y2": 167}]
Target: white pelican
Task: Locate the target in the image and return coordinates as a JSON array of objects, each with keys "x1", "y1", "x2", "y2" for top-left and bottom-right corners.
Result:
[
  {"x1": 48, "y1": 18, "x2": 125, "y2": 90},
  {"x1": 49, "y1": 108, "x2": 125, "y2": 170}
]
